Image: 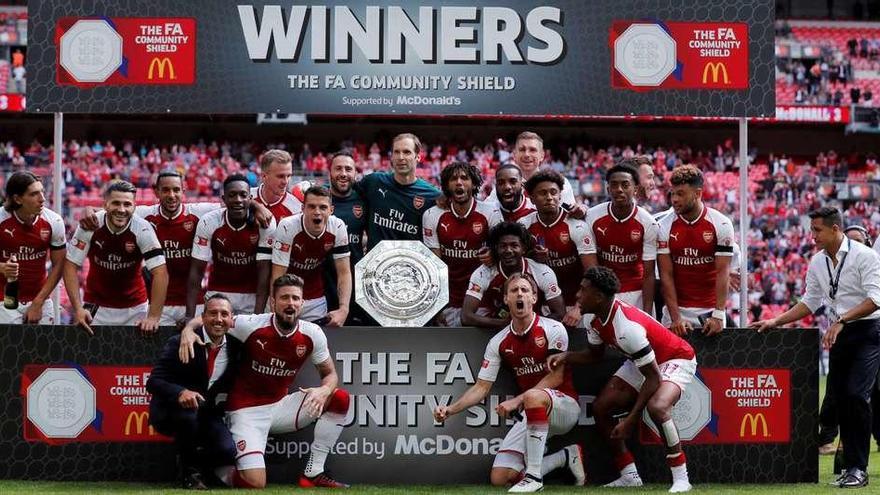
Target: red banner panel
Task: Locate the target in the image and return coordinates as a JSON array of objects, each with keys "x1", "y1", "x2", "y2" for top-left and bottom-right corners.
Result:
[
  {"x1": 55, "y1": 17, "x2": 196, "y2": 86},
  {"x1": 775, "y1": 105, "x2": 850, "y2": 124},
  {"x1": 611, "y1": 21, "x2": 749, "y2": 90},
  {"x1": 21, "y1": 364, "x2": 170, "y2": 443},
  {"x1": 641, "y1": 368, "x2": 791, "y2": 444}
]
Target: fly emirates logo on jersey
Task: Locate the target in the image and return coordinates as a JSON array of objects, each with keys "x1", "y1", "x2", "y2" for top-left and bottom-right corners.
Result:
[
  {"x1": 162, "y1": 239, "x2": 191, "y2": 260},
  {"x1": 374, "y1": 208, "x2": 419, "y2": 236},
  {"x1": 514, "y1": 356, "x2": 546, "y2": 377},
  {"x1": 252, "y1": 356, "x2": 298, "y2": 377},
  {"x1": 95, "y1": 252, "x2": 138, "y2": 271},
  {"x1": 674, "y1": 246, "x2": 714, "y2": 266},
  {"x1": 216, "y1": 249, "x2": 255, "y2": 266},
  {"x1": 441, "y1": 239, "x2": 482, "y2": 259},
  {"x1": 600, "y1": 244, "x2": 639, "y2": 264}
]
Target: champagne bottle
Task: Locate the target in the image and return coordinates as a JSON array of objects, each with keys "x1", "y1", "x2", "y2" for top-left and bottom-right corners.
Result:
[{"x1": 4, "y1": 254, "x2": 19, "y2": 310}]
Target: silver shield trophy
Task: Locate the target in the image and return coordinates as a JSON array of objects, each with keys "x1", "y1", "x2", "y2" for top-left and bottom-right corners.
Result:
[{"x1": 355, "y1": 240, "x2": 449, "y2": 327}]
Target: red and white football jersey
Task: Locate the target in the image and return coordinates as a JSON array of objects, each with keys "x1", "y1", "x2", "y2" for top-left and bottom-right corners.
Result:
[
  {"x1": 518, "y1": 210, "x2": 590, "y2": 305},
  {"x1": 466, "y1": 258, "x2": 562, "y2": 318},
  {"x1": 422, "y1": 199, "x2": 502, "y2": 307},
  {"x1": 138, "y1": 203, "x2": 218, "y2": 306},
  {"x1": 479, "y1": 315, "x2": 576, "y2": 399},
  {"x1": 272, "y1": 214, "x2": 350, "y2": 300},
  {"x1": 497, "y1": 196, "x2": 536, "y2": 223},
  {"x1": 67, "y1": 212, "x2": 165, "y2": 308},
  {"x1": 191, "y1": 209, "x2": 276, "y2": 294},
  {"x1": 584, "y1": 202, "x2": 659, "y2": 293},
  {"x1": 0, "y1": 208, "x2": 66, "y2": 303},
  {"x1": 588, "y1": 299, "x2": 695, "y2": 365},
  {"x1": 657, "y1": 206, "x2": 734, "y2": 308},
  {"x1": 226, "y1": 314, "x2": 330, "y2": 411},
  {"x1": 252, "y1": 185, "x2": 302, "y2": 222}
]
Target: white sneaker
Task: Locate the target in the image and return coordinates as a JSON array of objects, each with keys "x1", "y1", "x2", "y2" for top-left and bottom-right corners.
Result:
[
  {"x1": 669, "y1": 480, "x2": 693, "y2": 493},
  {"x1": 564, "y1": 444, "x2": 586, "y2": 486},
  {"x1": 603, "y1": 472, "x2": 643, "y2": 487},
  {"x1": 509, "y1": 474, "x2": 543, "y2": 493}
]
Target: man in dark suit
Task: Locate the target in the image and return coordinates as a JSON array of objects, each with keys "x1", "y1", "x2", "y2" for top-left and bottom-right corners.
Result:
[{"x1": 147, "y1": 294, "x2": 239, "y2": 489}]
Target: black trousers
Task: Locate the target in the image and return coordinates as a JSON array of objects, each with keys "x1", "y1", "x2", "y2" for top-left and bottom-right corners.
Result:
[
  {"x1": 820, "y1": 367, "x2": 880, "y2": 446},
  {"x1": 153, "y1": 407, "x2": 236, "y2": 475},
  {"x1": 828, "y1": 318, "x2": 880, "y2": 471}
]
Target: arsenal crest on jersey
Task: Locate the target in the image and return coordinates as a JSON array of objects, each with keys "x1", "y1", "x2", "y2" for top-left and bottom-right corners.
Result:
[
  {"x1": 124, "y1": 241, "x2": 136, "y2": 253},
  {"x1": 472, "y1": 222, "x2": 483, "y2": 235},
  {"x1": 630, "y1": 229, "x2": 641, "y2": 242},
  {"x1": 183, "y1": 221, "x2": 194, "y2": 232},
  {"x1": 352, "y1": 205, "x2": 363, "y2": 218},
  {"x1": 702, "y1": 231, "x2": 714, "y2": 243},
  {"x1": 413, "y1": 196, "x2": 425, "y2": 209},
  {"x1": 559, "y1": 232, "x2": 570, "y2": 243},
  {"x1": 250, "y1": 234, "x2": 259, "y2": 245},
  {"x1": 296, "y1": 344, "x2": 308, "y2": 357},
  {"x1": 39, "y1": 228, "x2": 51, "y2": 241},
  {"x1": 534, "y1": 336, "x2": 546, "y2": 348}
]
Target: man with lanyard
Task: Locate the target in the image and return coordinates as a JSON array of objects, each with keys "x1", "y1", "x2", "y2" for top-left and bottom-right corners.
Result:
[{"x1": 752, "y1": 207, "x2": 880, "y2": 488}]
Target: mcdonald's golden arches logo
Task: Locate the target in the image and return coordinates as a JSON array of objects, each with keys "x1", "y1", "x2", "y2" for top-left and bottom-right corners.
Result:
[
  {"x1": 148, "y1": 57, "x2": 176, "y2": 80},
  {"x1": 739, "y1": 413, "x2": 769, "y2": 438},
  {"x1": 124, "y1": 411, "x2": 156, "y2": 436},
  {"x1": 702, "y1": 62, "x2": 729, "y2": 84}
]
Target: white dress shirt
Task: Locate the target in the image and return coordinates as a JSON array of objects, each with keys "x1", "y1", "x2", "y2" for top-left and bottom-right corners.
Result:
[
  {"x1": 202, "y1": 328, "x2": 228, "y2": 389},
  {"x1": 802, "y1": 237, "x2": 880, "y2": 321}
]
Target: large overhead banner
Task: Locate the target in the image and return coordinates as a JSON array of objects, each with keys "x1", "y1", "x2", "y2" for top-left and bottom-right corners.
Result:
[{"x1": 26, "y1": 1, "x2": 775, "y2": 116}]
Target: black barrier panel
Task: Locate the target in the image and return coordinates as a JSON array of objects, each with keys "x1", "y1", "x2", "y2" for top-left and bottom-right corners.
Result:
[
  {"x1": 27, "y1": 1, "x2": 775, "y2": 116},
  {"x1": 0, "y1": 325, "x2": 816, "y2": 484}
]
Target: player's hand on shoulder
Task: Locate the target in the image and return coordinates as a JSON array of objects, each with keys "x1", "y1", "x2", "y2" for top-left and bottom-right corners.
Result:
[
  {"x1": 79, "y1": 206, "x2": 101, "y2": 231},
  {"x1": 252, "y1": 202, "x2": 273, "y2": 229},
  {"x1": 531, "y1": 245, "x2": 549, "y2": 264},
  {"x1": 562, "y1": 307, "x2": 581, "y2": 327},
  {"x1": 178, "y1": 320, "x2": 204, "y2": 364},
  {"x1": 547, "y1": 352, "x2": 567, "y2": 370},
  {"x1": 566, "y1": 204, "x2": 587, "y2": 220},
  {"x1": 477, "y1": 247, "x2": 493, "y2": 267}
]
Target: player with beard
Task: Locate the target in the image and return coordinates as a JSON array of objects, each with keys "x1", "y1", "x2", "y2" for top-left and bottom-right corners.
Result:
[
  {"x1": 252, "y1": 149, "x2": 303, "y2": 222},
  {"x1": 487, "y1": 132, "x2": 577, "y2": 207},
  {"x1": 549, "y1": 267, "x2": 696, "y2": 493},
  {"x1": 493, "y1": 164, "x2": 536, "y2": 222},
  {"x1": 657, "y1": 166, "x2": 734, "y2": 336},
  {"x1": 462, "y1": 222, "x2": 564, "y2": 328},
  {"x1": 325, "y1": 151, "x2": 372, "y2": 324},
  {"x1": 178, "y1": 274, "x2": 351, "y2": 489},
  {"x1": 357, "y1": 133, "x2": 440, "y2": 250},
  {"x1": 423, "y1": 162, "x2": 502, "y2": 326},
  {"x1": 584, "y1": 164, "x2": 658, "y2": 316},
  {"x1": 0, "y1": 172, "x2": 67, "y2": 324},
  {"x1": 519, "y1": 170, "x2": 591, "y2": 325},
  {"x1": 272, "y1": 187, "x2": 351, "y2": 325},
  {"x1": 435, "y1": 274, "x2": 585, "y2": 493},
  {"x1": 188, "y1": 175, "x2": 276, "y2": 316},
  {"x1": 65, "y1": 181, "x2": 168, "y2": 333}
]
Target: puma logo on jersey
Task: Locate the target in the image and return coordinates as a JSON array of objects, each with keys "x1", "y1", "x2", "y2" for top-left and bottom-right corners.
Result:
[
  {"x1": 256, "y1": 339, "x2": 267, "y2": 350},
  {"x1": 294, "y1": 244, "x2": 303, "y2": 252},
  {"x1": 504, "y1": 348, "x2": 515, "y2": 354},
  {"x1": 216, "y1": 238, "x2": 227, "y2": 247},
  {"x1": 669, "y1": 233, "x2": 679, "y2": 241},
  {"x1": 596, "y1": 226, "x2": 607, "y2": 236},
  {"x1": 3, "y1": 228, "x2": 14, "y2": 237},
  {"x1": 440, "y1": 223, "x2": 449, "y2": 232},
  {"x1": 378, "y1": 188, "x2": 387, "y2": 198},
  {"x1": 94, "y1": 240, "x2": 105, "y2": 250}
]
